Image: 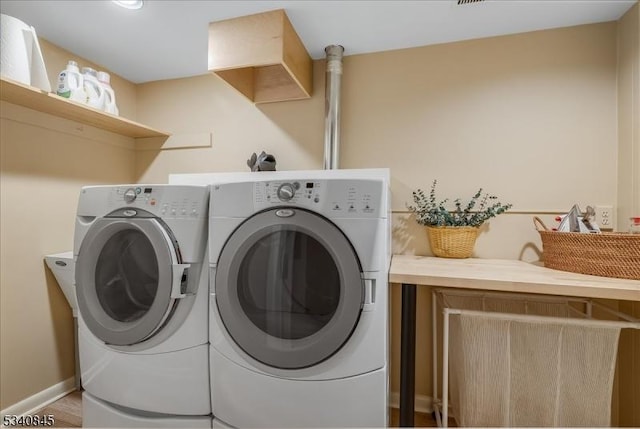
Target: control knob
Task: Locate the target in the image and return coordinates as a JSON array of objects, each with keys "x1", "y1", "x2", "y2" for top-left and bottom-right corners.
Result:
[
  {"x1": 124, "y1": 188, "x2": 137, "y2": 203},
  {"x1": 277, "y1": 183, "x2": 296, "y2": 202}
]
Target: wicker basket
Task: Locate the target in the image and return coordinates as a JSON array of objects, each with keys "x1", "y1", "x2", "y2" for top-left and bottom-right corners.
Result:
[
  {"x1": 427, "y1": 226, "x2": 479, "y2": 259},
  {"x1": 533, "y1": 216, "x2": 640, "y2": 280}
]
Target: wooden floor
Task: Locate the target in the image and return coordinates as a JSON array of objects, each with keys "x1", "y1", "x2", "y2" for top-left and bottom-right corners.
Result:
[
  {"x1": 389, "y1": 408, "x2": 442, "y2": 427},
  {"x1": 29, "y1": 391, "x2": 82, "y2": 428},
  {"x1": 24, "y1": 392, "x2": 446, "y2": 428}
]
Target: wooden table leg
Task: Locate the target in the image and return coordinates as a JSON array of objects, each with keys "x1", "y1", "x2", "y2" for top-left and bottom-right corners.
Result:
[{"x1": 399, "y1": 283, "x2": 416, "y2": 427}]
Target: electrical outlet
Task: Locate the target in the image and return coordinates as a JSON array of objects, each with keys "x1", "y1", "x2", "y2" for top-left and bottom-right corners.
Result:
[{"x1": 595, "y1": 205, "x2": 615, "y2": 230}]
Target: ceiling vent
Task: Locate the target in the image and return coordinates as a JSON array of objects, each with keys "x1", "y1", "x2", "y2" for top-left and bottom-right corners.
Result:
[{"x1": 457, "y1": 0, "x2": 485, "y2": 4}]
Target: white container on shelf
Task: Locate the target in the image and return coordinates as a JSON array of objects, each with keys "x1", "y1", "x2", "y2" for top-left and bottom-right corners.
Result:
[
  {"x1": 56, "y1": 60, "x2": 86, "y2": 103},
  {"x1": 97, "y1": 71, "x2": 119, "y2": 115},
  {"x1": 81, "y1": 67, "x2": 105, "y2": 110},
  {"x1": 0, "y1": 14, "x2": 51, "y2": 91}
]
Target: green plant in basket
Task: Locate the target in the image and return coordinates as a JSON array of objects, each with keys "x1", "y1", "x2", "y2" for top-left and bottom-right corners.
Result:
[
  {"x1": 407, "y1": 180, "x2": 512, "y2": 258},
  {"x1": 408, "y1": 180, "x2": 512, "y2": 227}
]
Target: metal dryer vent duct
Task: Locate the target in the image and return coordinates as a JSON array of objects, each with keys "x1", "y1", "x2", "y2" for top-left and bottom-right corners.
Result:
[{"x1": 324, "y1": 45, "x2": 344, "y2": 170}]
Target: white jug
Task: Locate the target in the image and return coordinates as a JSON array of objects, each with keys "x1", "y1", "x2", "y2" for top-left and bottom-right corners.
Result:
[
  {"x1": 97, "y1": 71, "x2": 119, "y2": 116},
  {"x1": 0, "y1": 14, "x2": 51, "y2": 91},
  {"x1": 81, "y1": 67, "x2": 105, "y2": 110},
  {"x1": 57, "y1": 60, "x2": 86, "y2": 103}
]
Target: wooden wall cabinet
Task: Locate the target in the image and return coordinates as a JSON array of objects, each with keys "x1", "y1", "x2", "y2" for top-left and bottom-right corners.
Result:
[{"x1": 208, "y1": 9, "x2": 313, "y2": 104}]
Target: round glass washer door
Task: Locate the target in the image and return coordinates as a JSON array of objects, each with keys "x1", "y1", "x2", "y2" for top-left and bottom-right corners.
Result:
[
  {"x1": 215, "y1": 207, "x2": 364, "y2": 370},
  {"x1": 76, "y1": 217, "x2": 179, "y2": 346}
]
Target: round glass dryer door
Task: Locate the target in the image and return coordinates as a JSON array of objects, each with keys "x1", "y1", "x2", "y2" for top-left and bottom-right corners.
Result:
[
  {"x1": 215, "y1": 208, "x2": 364, "y2": 369},
  {"x1": 76, "y1": 217, "x2": 179, "y2": 346}
]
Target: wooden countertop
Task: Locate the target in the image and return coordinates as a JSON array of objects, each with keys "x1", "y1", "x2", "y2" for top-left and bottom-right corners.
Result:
[{"x1": 389, "y1": 255, "x2": 640, "y2": 301}]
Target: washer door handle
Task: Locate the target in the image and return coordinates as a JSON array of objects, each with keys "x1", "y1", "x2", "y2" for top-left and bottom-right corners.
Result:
[
  {"x1": 363, "y1": 278, "x2": 376, "y2": 312},
  {"x1": 170, "y1": 263, "x2": 192, "y2": 298}
]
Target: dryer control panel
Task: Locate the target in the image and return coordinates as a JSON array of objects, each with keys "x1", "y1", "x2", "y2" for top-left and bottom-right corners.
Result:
[{"x1": 253, "y1": 179, "x2": 385, "y2": 217}]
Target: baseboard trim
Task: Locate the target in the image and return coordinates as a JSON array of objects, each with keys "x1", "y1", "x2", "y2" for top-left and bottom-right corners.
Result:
[
  {"x1": 1, "y1": 378, "x2": 76, "y2": 419},
  {"x1": 389, "y1": 391, "x2": 433, "y2": 414}
]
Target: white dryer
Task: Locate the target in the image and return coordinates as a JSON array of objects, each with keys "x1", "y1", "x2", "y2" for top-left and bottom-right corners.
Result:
[
  {"x1": 208, "y1": 169, "x2": 390, "y2": 428},
  {"x1": 73, "y1": 185, "x2": 211, "y2": 425}
]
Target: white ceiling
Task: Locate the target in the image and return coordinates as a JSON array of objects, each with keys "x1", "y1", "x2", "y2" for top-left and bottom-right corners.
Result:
[{"x1": 1, "y1": 0, "x2": 636, "y2": 84}]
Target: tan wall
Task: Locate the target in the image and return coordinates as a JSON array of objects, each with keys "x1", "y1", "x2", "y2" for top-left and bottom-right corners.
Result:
[
  {"x1": 136, "y1": 21, "x2": 622, "y2": 410},
  {"x1": 617, "y1": 4, "x2": 640, "y2": 426},
  {"x1": 134, "y1": 62, "x2": 326, "y2": 180},
  {"x1": 139, "y1": 23, "x2": 619, "y2": 257},
  {"x1": 0, "y1": 41, "x2": 137, "y2": 410},
  {"x1": 617, "y1": 2, "x2": 640, "y2": 229}
]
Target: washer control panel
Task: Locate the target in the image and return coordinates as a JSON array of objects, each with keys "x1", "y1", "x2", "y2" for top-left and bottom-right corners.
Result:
[
  {"x1": 109, "y1": 186, "x2": 204, "y2": 218},
  {"x1": 253, "y1": 179, "x2": 384, "y2": 217}
]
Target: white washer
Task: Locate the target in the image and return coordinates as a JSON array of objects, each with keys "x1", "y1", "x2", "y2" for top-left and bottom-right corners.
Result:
[
  {"x1": 207, "y1": 169, "x2": 390, "y2": 428},
  {"x1": 73, "y1": 185, "x2": 211, "y2": 424}
]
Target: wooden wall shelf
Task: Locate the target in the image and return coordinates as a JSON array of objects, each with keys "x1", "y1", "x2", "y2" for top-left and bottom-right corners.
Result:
[
  {"x1": 0, "y1": 77, "x2": 170, "y2": 139},
  {"x1": 208, "y1": 9, "x2": 313, "y2": 104}
]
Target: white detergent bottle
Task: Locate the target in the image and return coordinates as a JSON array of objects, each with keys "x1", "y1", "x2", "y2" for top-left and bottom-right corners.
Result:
[
  {"x1": 56, "y1": 61, "x2": 86, "y2": 103},
  {"x1": 81, "y1": 67, "x2": 105, "y2": 110},
  {"x1": 97, "y1": 71, "x2": 119, "y2": 116}
]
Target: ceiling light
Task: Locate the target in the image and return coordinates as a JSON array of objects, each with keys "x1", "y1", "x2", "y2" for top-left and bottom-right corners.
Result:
[{"x1": 112, "y1": 0, "x2": 144, "y2": 10}]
